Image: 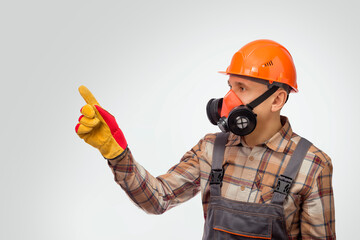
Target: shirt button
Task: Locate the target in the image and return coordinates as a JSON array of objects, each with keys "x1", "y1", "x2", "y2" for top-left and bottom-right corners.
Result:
[
  {"x1": 249, "y1": 156, "x2": 254, "y2": 161},
  {"x1": 241, "y1": 185, "x2": 245, "y2": 191}
]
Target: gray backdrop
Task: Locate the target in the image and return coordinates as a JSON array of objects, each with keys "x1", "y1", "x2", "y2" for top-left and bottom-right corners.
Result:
[{"x1": 1, "y1": 0, "x2": 359, "y2": 239}]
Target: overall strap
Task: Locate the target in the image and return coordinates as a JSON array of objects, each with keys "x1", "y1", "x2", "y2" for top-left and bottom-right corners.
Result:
[
  {"x1": 271, "y1": 137, "x2": 312, "y2": 205},
  {"x1": 209, "y1": 132, "x2": 230, "y2": 197}
]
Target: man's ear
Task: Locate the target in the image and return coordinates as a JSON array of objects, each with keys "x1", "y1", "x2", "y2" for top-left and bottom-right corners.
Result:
[{"x1": 271, "y1": 89, "x2": 287, "y2": 112}]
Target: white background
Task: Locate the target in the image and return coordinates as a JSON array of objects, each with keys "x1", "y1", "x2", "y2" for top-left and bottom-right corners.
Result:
[{"x1": 1, "y1": 0, "x2": 359, "y2": 239}]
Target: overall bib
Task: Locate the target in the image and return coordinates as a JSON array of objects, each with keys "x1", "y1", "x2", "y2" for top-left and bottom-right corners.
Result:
[{"x1": 202, "y1": 132, "x2": 312, "y2": 240}]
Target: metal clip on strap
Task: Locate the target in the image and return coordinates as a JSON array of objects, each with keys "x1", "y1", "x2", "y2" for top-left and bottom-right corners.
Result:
[
  {"x1": 274, "y1": 175, "x2": 293, "y2": 195},
  {"x1": 210, "y1": 169, "x2": 224, "y2": 185}
]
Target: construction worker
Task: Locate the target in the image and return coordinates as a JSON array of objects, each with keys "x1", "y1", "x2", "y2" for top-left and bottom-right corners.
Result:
[{"x1": 75, "y1": 39, "x2": 336, "y2": 239}]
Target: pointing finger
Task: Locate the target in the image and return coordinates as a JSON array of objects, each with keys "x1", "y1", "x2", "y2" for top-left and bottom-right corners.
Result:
[{"x1": 78, "y1": 85, "x2": 100, "y2": 106}]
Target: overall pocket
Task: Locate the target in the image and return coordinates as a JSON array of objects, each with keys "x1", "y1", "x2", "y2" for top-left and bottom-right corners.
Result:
[{"x1": 212, "y1": 206, "x2": 273, "y2": 240}]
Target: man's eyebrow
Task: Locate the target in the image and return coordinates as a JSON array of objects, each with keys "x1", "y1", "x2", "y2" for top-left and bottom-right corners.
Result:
[{"x1": 228, "y1": 80, "x2": 249, "y2": 87}]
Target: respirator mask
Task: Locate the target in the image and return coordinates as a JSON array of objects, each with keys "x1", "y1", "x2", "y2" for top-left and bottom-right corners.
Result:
[{"x1": 206, "y1": 85, "x2": 279, "y2": 136}]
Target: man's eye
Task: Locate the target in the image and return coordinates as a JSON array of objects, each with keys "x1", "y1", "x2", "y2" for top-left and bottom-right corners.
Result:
[{"x1": 240, "y1": 87, "x2": 245, "y2": 91}]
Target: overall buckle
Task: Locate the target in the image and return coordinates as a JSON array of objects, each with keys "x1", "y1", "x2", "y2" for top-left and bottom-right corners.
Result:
[
  {"x1": 274, "y1": 175, "x2": 293, "y2": 195},
  {"x1": 210, "y1": 169, "x2": 224, "y2": 185}
]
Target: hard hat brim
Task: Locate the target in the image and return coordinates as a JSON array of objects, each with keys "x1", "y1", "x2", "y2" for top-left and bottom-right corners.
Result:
[{"x1": 217, "y1": 70, "x2": 298, "y2": 93}]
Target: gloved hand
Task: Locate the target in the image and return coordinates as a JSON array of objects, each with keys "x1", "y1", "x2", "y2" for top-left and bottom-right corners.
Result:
[{"x1": 75, "y1": 85, "x2": 128, "y2": 159}]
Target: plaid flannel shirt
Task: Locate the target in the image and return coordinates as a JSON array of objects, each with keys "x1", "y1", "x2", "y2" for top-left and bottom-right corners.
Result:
[{"x1": 106, "y1": 115, "x2": 336, "y2": 239}]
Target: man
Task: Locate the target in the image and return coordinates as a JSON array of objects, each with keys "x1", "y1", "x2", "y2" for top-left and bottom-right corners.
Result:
[{"x1": 75, "y1": 39, "x2": 336, "y2": 239}]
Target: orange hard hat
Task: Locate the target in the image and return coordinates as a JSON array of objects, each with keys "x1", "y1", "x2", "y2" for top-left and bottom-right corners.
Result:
[{"x1": 219, "y1": 39, "x2": 298, "y2": 93}]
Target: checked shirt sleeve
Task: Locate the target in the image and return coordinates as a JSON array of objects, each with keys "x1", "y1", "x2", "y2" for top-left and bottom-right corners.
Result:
[
  {"x1": 300, "y1": 158, "x2": 336, "y2": 239},
  {"x1": 105, "y1": 137, "x2": 205, "y2": 215}
]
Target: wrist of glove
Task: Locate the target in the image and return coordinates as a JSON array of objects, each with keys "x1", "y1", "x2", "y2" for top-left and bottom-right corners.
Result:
[{"x1": 75, "y1": 86, "x2": 128, "y2": 159}]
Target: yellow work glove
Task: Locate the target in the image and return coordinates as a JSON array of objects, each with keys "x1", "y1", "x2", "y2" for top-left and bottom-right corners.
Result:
[{"x1": 75, "y1": 85, "x2": 128, "y2": 159}]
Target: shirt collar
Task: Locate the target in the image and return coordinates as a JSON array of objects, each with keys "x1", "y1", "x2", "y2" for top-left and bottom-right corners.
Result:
[{"x1": 225, "y1": 115, "x2": 293, "y2": 153}]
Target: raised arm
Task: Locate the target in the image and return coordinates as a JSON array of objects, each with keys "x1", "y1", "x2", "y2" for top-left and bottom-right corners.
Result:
[{"x1": 75, "y1": 85, "x2": 203, "y2": 214}]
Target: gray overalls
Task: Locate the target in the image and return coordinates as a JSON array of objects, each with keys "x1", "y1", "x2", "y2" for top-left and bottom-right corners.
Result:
[{"x1": 202, "y1": 132, "x2": 312, "y2": 240}]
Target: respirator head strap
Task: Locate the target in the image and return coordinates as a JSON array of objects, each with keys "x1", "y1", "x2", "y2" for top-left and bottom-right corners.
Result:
[{"x1": 247, "y1": 85, "x2": 279, "y2": 110}]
